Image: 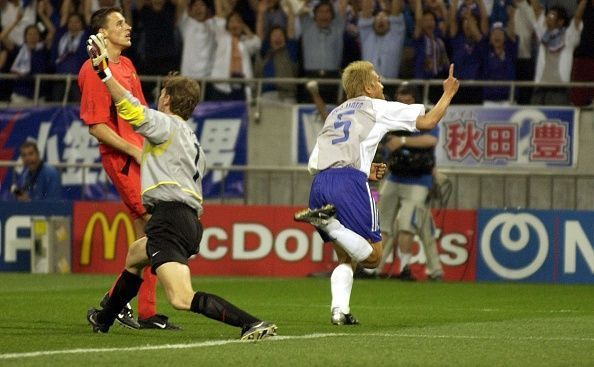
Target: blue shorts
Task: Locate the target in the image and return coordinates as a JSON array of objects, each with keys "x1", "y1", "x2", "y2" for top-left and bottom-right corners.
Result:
[{"x1": 309, "y1": 168, "x2": 381, "y2": 243}]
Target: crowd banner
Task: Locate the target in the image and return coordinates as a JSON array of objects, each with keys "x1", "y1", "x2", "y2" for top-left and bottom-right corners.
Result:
[
  {"x1": 436, "y1": 106, "x2": 578, "y2": 169},
  {"x1": 0, "y1": 201, "x2": 72, "y2": 271},
  {"x1": 477, "y1": 209, "x2": 594, "y2": 283},
  {"x1": 0, "y1": 102, "x2": 247, "y2": 201}
]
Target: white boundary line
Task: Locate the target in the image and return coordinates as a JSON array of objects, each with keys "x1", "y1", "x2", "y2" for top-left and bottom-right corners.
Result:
[{"x1": 1, "y1": 332, "x2": 593, "y2": 360}]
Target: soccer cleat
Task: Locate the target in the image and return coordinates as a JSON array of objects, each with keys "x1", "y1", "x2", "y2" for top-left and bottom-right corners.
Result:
[
  {"x1": 138, "y1": 314, "x2": 180, "y2": 330},
  {"x1": 294, "y1": 204, "x2": 336, "y2": 227},
  {"x1": 331, "y1": 307, "x2": 360, "y2": 325},
  {"x1": 87, "y1": 308, "x2": 110, "y2": 333},
  {"x1": 240, "y1": 321, "x2": 278, "y2": 341},
  {"x1": 100, "y1": 293, "x2": 140, "y2": 329},
  {"x1": 396, "y1": 265, "x2": 417, "y2": 281}
]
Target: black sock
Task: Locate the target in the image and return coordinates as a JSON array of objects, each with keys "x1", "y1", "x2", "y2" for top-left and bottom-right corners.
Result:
[
  {"x1": 98, "y1": 270, "x2": 143, "y2": 325},
  {"x1": 190, "y1": 291, "x2": 259, "y2": 328}
]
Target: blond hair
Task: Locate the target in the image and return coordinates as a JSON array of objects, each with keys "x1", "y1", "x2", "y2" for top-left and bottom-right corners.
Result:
[{"x1": 341, "y1": 61, "x2": 376, "y2": 99}]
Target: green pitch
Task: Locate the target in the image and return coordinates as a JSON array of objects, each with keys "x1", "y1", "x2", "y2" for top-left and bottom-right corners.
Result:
[{"x1": 0, "y1": 274, "x2": 593, "y2": 366}]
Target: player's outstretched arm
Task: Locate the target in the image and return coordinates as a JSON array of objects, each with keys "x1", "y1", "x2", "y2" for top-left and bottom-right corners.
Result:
[
  {"x1": 87, "y1": 33, "x2": 146, "y2": 127},
  {"x1": 415, "y1": 64, "x2": 459, "y2": 130}
]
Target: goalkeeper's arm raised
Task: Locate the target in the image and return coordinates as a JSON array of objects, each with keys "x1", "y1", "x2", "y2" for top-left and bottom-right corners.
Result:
[{"x1": 86, "y1": 33, "x2": 145, "y2": 127}]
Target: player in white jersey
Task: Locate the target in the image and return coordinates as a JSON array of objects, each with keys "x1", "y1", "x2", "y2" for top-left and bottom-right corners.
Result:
[
  {"x1": 84, "y1": 33, "x2": 276, "y2": 341},
  {"x1": 295, "y1": 60, "x2": 459, "y2": 324}
]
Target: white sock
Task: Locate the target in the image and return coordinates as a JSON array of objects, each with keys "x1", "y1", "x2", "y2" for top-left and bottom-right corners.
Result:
[
  {"x1": 330, "y1": 263, "x2": 353, "y2": 314},
  {"x1": 323, "y1": 218, "x2": 372, "y2": 262},
  {"x1": 399, "y1": 253, "x2": 412, "y2": 272}
]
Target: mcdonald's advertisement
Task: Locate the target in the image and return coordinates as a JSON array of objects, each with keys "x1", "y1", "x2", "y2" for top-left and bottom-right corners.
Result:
[{"x1": 68, "y1": 202, "x2": 477, "y2": 279}]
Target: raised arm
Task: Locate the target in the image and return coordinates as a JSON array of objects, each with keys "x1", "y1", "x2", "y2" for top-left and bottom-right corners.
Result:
[
  {"x1": 415, "y1": 64, "x2": 459, "y2": 130},
  {"x1": 37, "y1": 0, "x2": 56, "y2": 49},
  {"x1": 475, "y1": 0, "x2": 489, "y2": 36},
  {"x1": 506, "y1": 4, "x2": 516, "y2": 40},
  {"x1": 360, "y1": 0, "x2": 373, "y2": 19},
  {"x1": 573, "y1": 0, "x2": 587, "y2": 29},
  {"x1": 256, "y1": 0, "x2": 267, "y2": 40},
  {"x1": 413, "y1": 0, "x2": 423, "y2": 39},
  {"x1": 390, "y1": 0, "x2": 403, "y2": 16},
  {"x1": 448, "y1": 0, "x2": 458, "y2": 37}
]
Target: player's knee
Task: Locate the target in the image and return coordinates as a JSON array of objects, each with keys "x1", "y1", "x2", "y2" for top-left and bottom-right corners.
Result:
[{"x1": 360, "y1": 243, "x2": 382, "y2": 269}]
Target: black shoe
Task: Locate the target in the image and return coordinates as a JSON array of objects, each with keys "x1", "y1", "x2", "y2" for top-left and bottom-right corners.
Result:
[
  {"x1": 100, "y1": 293, "x2": 140, "y2": 329},
  {"x1": 353, "y1": 266, "x2": 378, "y2": 279},
  {"x1": 138, "y1": 314, "x2": 180, "y2": 330},
  {"x1": 331, "y1": 307, "x2": 360, "y2": 325},
  {"x1": 396, "y1": 265, "x2": 416, "y2": 281},
  {"x1": 240, "y1": 321, "x2": 277, "y2": 341},
  {"x1": 87, "y1": 308, "x2": 110, "y2": 333},
  {"x1": 428, "y1": 273, "x2": 443, "y2": 282},
  {"x1": 294, "y1": 204, "x2": 336, "y2": 227}
]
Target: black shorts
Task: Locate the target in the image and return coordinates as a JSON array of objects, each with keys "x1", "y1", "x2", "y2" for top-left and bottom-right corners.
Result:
[{"x1": 145, "y1": 201, "x2": 203, "y2": 274}]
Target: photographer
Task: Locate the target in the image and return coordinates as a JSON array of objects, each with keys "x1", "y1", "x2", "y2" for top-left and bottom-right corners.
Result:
[
  {"x1": 12, "y1": 140, "x2": 62, "y2": 201},
  {"x1": 376, "y1": 83, "x2": 443, "y2": 281}
]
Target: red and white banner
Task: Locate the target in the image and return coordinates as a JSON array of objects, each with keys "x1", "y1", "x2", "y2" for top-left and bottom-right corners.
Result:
[{"x1": 72, "y1": 202, "x2": 476, "y2": 279}]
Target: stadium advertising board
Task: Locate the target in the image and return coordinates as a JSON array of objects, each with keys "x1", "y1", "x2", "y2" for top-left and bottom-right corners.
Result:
[
  {"x1": 0, "y1": 201, "x2": 71, "y2": 271},
  {"x1": 0, "y1": 103, "x2": 247, "y2": 201},
  {"x1": 436, "y1": 106, "x2": 578, "y2": 169},
  {"x1": 477, "y1": 209, "x2": 594, "y2": 283},
  {"x1": 71, "y1": 202, "x2": 476, "y2": 278}
]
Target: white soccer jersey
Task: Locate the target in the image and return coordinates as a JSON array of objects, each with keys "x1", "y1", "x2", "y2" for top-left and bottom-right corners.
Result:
[{"x1": 308, "y1": 96, "x2": 425, "y2": 177}]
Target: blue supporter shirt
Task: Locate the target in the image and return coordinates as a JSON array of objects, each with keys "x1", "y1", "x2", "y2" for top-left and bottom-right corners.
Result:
[
  {"x1": 449, "y1": 33, "x2": 487, "y2": 80},
  {"x1": 482, "y1": 37, "x2": 517, "y2": 101},
  {"x1": 16, "y1": 163, "x2": 62, "y2": 200}
]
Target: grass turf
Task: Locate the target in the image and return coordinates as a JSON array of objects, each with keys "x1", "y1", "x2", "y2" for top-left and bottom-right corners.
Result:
[{"x1": 0, "y1": 274, "x2": 593, "y2": 366}]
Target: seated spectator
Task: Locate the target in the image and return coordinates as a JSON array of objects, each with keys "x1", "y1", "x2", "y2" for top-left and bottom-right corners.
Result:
[
  {"x1": 50, "y1": 11, "x2": 88, "y2": 102},
  {"x1": 299, "y1": 0, "x2": 347, "y2": 104},
  {"x1": 255, "y1": 0, "x2": 298, "y2": 102},
  {"x1": 208, "y1": 0, "x2": 261, "y2": 101},
  {"x1": 4, "y1": 0, "x2": 55, "y2": 105},
  {"x1": 176, "y1": 0, "x2": 216, "y2": 79},
  {"x1": 412, "y1": 0, "x2": 450, "y2": 103},
  {"x1": 358, "y1": 0, "x2": 405, "y2": 98},
  {"x1": 482, "y1": 16, "x2": 517, "y2": 104},
  {"x1": 12, "y1": 140, "x2": 62, "y2": 201},
  {"x1": 570, "y1": 0, "x2": 594, "y2": 107},
  {"x1": 448, "y1": 0, "x2": 488, "y2": 104},
  {"x1": 530, "y1": 1, "x2": 585, "y2": 106}
]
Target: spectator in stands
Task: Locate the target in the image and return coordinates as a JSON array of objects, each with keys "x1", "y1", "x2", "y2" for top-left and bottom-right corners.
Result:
[
  {"x1": 50, "y1": 11, "x2": 88, "y2": 102},
  {"x1": 257, "y1": 0, "x2": 291, "y2": 38},
  {"x1": 530, "y1": 0, "x2": 586, "y2": 105},
  {"x1": 341, "y1": 0, "x2": 362, "y2": 68},
  {"x1": 12, "y1": 140, "x2": 62, "y2": 201},
  {"x1": 482, "y1": 13, "x2": 517, "y2": 104},
  {"x1": 448, "y1": 0, "x2": 488, "y2": 104},
  {"x1": 133, "y1": 0, "x2": 181, "y2": 102},
  {"x1": 4, "y1": 0, "x2": 55, "y2": 104},
  {"x1": 488, "y1": 0, "x2": 513, "y2": 26},
  {"x1": 299, "y1": 0, "x2": 347, "y2": 104},
  {"x1": 413, "y1": 0, "x2": 450, "y2": 103},
  {"x1": 423, "y1": 0, "x2": 449, "y2": 34},
  {"x1": 0, "y1": 0, "x2": 37, "y2": 46},
  {"x1": 255, "y1": 0, "x2": 298, "y2": 102},
  {"x1": 358, "y1": 0, "x2": 405, "y2": 98},
  {"x1": 570, "y1": 0, "x2": 594, "y2": 107},
  {"x1": 513, "y1": 0, "x2": 536, "y2": 105},
  {"x1": 176, "y1": 0, "x2": 216, "y2": 80},
  {"x1": 207, "y1": 0, "x2": 261, "y2": 101}
]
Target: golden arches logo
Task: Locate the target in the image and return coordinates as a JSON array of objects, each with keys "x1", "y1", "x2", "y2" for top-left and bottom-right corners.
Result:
[{"x1": 80, "y1": 212, "x2": 136, "y2": 265}]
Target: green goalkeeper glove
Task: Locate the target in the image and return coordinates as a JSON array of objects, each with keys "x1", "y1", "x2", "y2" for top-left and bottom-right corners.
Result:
[{"x1": 86, "y1": 33, "x2": 112, "y2": 82}]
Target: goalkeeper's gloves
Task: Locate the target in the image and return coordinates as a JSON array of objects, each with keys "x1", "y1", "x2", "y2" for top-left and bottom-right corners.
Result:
[{"x1": 86, "y1": 33, "x2": 112, "y2": 82}]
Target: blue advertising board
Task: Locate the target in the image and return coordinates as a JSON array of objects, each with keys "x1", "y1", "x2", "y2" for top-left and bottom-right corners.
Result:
[
  {"x1": 477, "y1": 209, "x2": 594, "y2": 283},
  {"x1": 0, "y1": 201, "x2": 71, "y2": 271}
]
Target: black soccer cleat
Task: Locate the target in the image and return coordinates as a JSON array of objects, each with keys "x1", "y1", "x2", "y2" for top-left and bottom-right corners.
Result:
[
  {"x1": 240, "y1": 321, "x2": 277, "y2": 341},
  {"x1": 331, "y1": 307, "x2": 360, "y2": 325},
  {"x1": 395, "y1": 265, "x2": 417, "y2": 281},
  {"x1": 294, "y1": 204, "x2": 336, "y2": 227},
  {"x1": 87, "y1": 308, "x2": 110, "y2": 333},
  {"x1": 100, "y1": 293, "x2": 140, "y2": 329},
  {"x1": 138, "y1": 314, "x2": 180, "y2": 330}
]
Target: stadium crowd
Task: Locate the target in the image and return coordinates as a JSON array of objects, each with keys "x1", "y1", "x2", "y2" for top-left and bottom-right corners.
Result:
[{"x1": 0, "y1": 0, "x2": 592, "y2": 106}]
